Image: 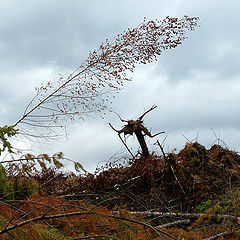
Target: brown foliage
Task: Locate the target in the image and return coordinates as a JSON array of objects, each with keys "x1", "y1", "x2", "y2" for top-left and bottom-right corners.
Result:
[
  {"x1": 1, "y1": 142, "x2": 240, "y2": 239},
  {"x1": 13, "y1": 16, "x2": 199, "y2": 141},
  {"x1": 0, "y1": 194, "x2": 172, "y2": 239}
]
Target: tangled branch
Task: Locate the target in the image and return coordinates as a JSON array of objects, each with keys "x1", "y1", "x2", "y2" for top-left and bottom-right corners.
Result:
[{"x1": 110, "y1": 105, "x2": 164, "y2": 157}]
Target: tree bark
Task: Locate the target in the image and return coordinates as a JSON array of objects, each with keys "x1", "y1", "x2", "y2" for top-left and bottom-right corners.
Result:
[{"x1": 135, "y1": 129, "x2": 149, "y2": 157}]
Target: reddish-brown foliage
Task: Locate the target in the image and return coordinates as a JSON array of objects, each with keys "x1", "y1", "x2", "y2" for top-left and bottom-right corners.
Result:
[{"x1": 1, "y1": 142, "x2": 240, "y2": 239}]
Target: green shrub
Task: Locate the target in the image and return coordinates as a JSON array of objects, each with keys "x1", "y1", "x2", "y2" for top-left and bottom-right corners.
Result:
[{"x1": 196, "y1": 200, "x2": 212, "y2": 212}]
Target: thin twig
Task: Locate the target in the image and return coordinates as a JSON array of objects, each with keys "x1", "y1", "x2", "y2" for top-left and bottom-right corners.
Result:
[
  {"x1": 149, "y1": 131, "x2": 165, "y2": 138},
  {"x1": 0, "y1": 211, "x2": 90, "y2": 235},
  {"x1": 118, "y1": 134, "x2": 135, "y2": 159},
  {"x1": 138, "y1": 105, "x2": 157, "y2": 121},
  {"x1": 13, "y1": 64, "x2": 93, "y2": 128},
  {"x1": 108, "y1": 123, "x2": 119, "y2": 133},
  {"x1": 157, "y1": 219, "x2": 191, "y2": 228},
  {"x1": 156, "y1": 140, "x2": 186, "y2": 195},
  {"x1": 0, "y1": 210, "x2": 178, "y2": 240},
  {"x1": 105, "y1": 214, "x2": 177, "y2": 240},
  {"x1": 109, "y1": 123, "x2": 135, "y2": 158},
  {"x1": 202, "y1": 230, "x2": 233, "y2": 240},
  {"x1": 73, "y1": 235, "x2": 120, "y2": 240}
]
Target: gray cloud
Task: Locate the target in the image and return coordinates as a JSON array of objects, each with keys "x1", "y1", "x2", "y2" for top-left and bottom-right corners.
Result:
[
  {"x1": 1, "y1": 0, "x2": 240, "y2": 172},
  {"x1": 154, "y1": 0, "x2": 240, "y2": 83},
  {"x1": 0, "y1": 0, "x2": 198, "y2": 71},
  {"x1": 0, "y1": 1, "x2": 144, "y2": 71}
]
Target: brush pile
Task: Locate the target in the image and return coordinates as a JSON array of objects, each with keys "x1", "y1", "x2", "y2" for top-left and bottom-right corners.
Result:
[{"x1": 1, "y1": 142, "x2": 240, "y2": 239}]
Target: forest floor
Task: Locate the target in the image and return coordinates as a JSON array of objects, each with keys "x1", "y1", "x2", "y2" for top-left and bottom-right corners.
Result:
[{"x1": 1, "y1": 142, "x2": 240, "y2": 239}]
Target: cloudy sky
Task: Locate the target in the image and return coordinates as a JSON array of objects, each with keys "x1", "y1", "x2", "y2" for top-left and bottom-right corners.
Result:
[{"x1": 1, "y1": 0, "x2": 240, "y2": 173}]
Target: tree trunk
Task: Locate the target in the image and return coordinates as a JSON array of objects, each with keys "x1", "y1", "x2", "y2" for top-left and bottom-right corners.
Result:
[{"x1": 135, "y1": 130, "x2": 149, "y2": 157}]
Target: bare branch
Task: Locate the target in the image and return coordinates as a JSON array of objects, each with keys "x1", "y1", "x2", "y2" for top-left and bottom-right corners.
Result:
[
  {"x1": 156, "y1": 219, "x2": 191, "y2": 228},
  {"x1": 202, "y1": 231, "x2": 233, "y2": 240},
  {"x1": 110, "y1": 106, "x2": 164, "y2": 157},
  {"x1": 108, "y1": 123, "x2": 120, "y2": 133},
  {"x1": 113, "y1": 112, "x2": 128, "y2": 122},
  {"x1": 72, "y1": 235, "x2": 120, "y2": 240},
  {"x1": 138, "y1": 104, "x2": 157, "y2": 121},
  {"x1": 118, "y1": 134, "x2": 135, "y2": 159},
  {"x1": 156, "y1": 140, "x2": 186, "y2": 195},
  {"x1": 149, "y1": 131, "x2": 165, "y2": 138},
  {"x1": 0, "y1": 209, "x2": 178, "y2": 240}
]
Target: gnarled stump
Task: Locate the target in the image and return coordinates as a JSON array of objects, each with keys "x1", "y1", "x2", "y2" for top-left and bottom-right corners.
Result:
[{"x1": 109, "y1": 105, "x2": 164, "y2": 157}]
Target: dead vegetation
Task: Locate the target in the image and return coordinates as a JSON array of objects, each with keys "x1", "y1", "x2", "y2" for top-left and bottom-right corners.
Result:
[
  {"x1": 0, "y1": 141, "x2": 239, "y2": 239},
  {"x1": 0, "y1": 15, "x2": 207, "y2": 239},
  {"x1": 109, "y1": 105, "x2": 164, "y2": 157},
  {"x1": 2, "y1": 105, "x2": 240, "y2": 239}
]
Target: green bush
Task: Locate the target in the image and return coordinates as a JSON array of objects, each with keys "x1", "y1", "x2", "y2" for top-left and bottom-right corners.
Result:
[{"x1": 196, "y1": 200, "x2": 212, "y2": 212}]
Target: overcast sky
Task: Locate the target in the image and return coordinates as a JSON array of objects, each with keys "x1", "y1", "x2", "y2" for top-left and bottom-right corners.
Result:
[{"x1": 1, "y1": 0, "x2": 240, "y2": 173}]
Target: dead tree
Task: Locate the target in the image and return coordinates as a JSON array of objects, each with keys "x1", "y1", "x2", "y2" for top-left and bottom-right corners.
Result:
[{"x1": 109, "y1": 105, "x2": 164, "y2": 157}]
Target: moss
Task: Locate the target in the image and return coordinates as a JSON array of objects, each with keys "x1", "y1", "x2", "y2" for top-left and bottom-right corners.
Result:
[
  {"x1": 196, "y1": 200, "x2": 212, "y2": 212},
  {"x1": 4, "y1": 181, "x2": 15, "y2": 200},
  {"x1": 40, "y1": 227, "x2": 71, "y2": 240},
  {"x1": 15, "y1": 177, "x2": 39, "y2": 198},
  {"x1": 0, "y1": 164, "x2": 15, "y2": 200}
]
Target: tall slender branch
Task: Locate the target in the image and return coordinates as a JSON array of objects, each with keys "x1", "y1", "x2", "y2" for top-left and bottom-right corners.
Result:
[
  {"x1": 6, "y1": 16, "x2": 199, "y2": 142},
  {"x1": 13, "y1": 65, "x2": 92, "y2": 127}
]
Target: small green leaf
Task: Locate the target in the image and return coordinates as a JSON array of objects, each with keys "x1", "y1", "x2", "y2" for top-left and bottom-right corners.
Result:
[
  {"x1": 53, "y1": 152, "x2": 64, "y2": 159},
  {"x1": 41, "y1": 154, "x2": 51, "y2": 162},
  {"x1": 53, "y1": 158, "x2": 64, "y2": 169},
  {"x1": 74, "y1": 162, "x2": 87, "y2": 173}
]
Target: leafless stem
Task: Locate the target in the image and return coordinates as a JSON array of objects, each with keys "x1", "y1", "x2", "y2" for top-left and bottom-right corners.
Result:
[
  {"x1": 138, "y1": 104, "x2": 157, "y2": 121},
  {"x1": 118, "y1": 134, "x2": 135, "y2": 159},
  {"x1": 0, "y1": 209, "x2": 178, "y2": 240},
  {"x1": 73, "y1": 235, "x2": 120, "y2": 240},
  {"x1": 108, "y1": 123, "x2": 119, "y2": 133},
  {"x1": 202, "y1": 231, "x2": 233, "y2": 240},
  {"x1": 156, "y1": 140, "x2": 186, "y2": 195},
  {"x1": 157, "y1": 219, "x2": 191, "y2": 228},
  {"x1": 13, "y1": 65, "x2": 92, "y2": 128},
  {"x1": 149, "y1": 131, "x2": 165, "y2": 138}
]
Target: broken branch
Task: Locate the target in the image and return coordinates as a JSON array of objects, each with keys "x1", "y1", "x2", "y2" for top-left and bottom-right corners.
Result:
[{"x1": 138, "y1": 105, "x2": 157, "y2": 121}]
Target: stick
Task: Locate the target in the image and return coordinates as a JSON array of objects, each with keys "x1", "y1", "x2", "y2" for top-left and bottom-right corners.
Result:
[
  {"x1": 202, "y1": 231, "x2": 232, "y2": 240},
  {"x1": 109, "y1": 123, "x2": 119, "y2": 132},
  {"x1": 112, "y1": 211, "x2": 237, "y2": 220},
  {"x1": 138, "y1": 105, "x2": 157, "y2": 121},
  {"x1": 109, "y1": 123, "x2": 135, "y2": 158},
  {"x1": 118, "y1": 134, "x2": 135, "y2": 159},
  {"x1": 157, "y1": 219, "x2": 191, "y2": 228},
  {"x1": 156, "y1": 140, "x2": 186, "y2": 195},
  {"x1": 150, "y1": 131, "x2": 165, "y2": 138}
]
